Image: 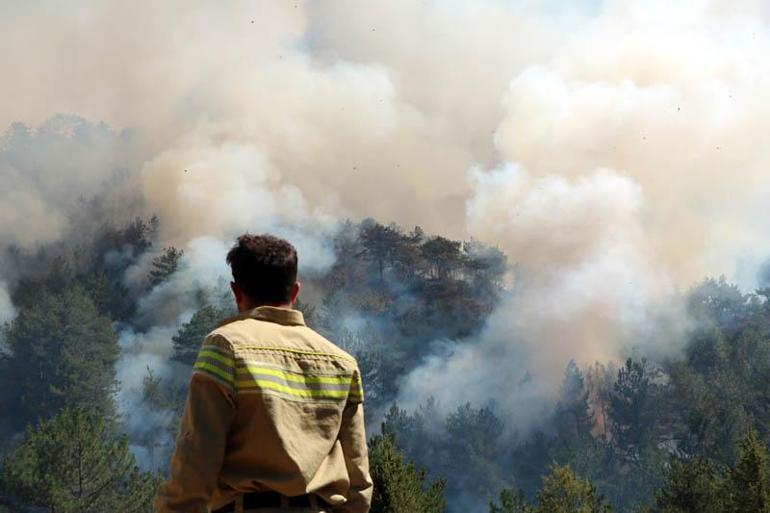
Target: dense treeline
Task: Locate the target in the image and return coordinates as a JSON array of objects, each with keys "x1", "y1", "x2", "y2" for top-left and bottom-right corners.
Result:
[
  {"x1": 376, "y1": 277, "x2": 770, "y2": 511},
  {"x1": 2, "y1": 215, "x2": 770, "y2": 512},
  {"x1": 0, "y1": 217, "x2": 165, "y2": 511}
]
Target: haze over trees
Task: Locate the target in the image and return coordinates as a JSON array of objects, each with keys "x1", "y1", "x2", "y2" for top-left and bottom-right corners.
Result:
[{"x1": 2, "y1": 215, "x2": 770, "y2": 512}]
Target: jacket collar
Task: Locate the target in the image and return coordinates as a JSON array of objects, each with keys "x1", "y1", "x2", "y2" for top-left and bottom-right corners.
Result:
[{"x1": 218, "y1": 305, "x2": 306, "y2": 328}]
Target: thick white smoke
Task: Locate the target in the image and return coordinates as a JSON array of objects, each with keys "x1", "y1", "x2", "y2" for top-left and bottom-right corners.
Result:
[
  {"x1": 398, "y1": 166, "x2": 686, "y2": 429},
  {"x1": 3, "y1": 0, "x2": 770, "y2": 439},
  {"x1": 115, "y1": 324, "x2": 183, "y2": 469},
  {"x1": 0, "y1": 116, "x2": 143, "y2": 251},
  {"x1": 397, "y1": 0, "x2": 770, "y2": 424}
]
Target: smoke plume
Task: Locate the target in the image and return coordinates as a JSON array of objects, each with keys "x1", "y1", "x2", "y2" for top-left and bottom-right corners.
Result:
[
  {"x1": 3, "y1": 0, "x2": 770, "y2": 442},
  {"x1": 395, "y1": 0, "x2": 770, "y2": 425}
]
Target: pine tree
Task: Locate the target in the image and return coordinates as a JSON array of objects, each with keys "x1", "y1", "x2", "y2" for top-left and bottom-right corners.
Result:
[
  {"x1": 443, "y1": 402, "x2": 508, "y2": 501},
  {"x1": 654, "y1": 458, "x2": 724, "y2": 513},
  {"x1": 550, "y1": 361, "x2": 608, "y2": 481},
  {"x1": 0, "y1": 408, "x2": 158, "y2": 512},
  {"x1": 148, "y1": 247, "x2": 184, "y2": 287},
  {"x1": 0, "y1": 286, "x2": 119, "y2": 429},
  {"x1": 171, "y1": 304, "x2": 230, "y2": 366},
  {"x1": 609, "y1": 359, "x2": 658, "y2": 464},
  {"x1": 534, "y1": 465, "x2": 612, "y2": 513},
  {"x1": 420, "y1": 236, "x2": 462, "y2": 280},
  {"x1": 490, "y1": 489, "x2": 532, "y2": 513},
  {"x1": 358, "y1": 221, "x2": 404, "y2": 282},
  {"x1": 726, "y1": 430, "x2": 770, "y2": 512},
  {"x1": 369, "y1": 434, "x2": 446, "y2": 513}
]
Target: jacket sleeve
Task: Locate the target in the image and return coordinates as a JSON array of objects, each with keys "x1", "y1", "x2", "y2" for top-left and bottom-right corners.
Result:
[
  {"x1": 154, "y1": 336, "x2": 236, "y2": 513},
  {"x1": 335, "y1": 367, "x2": 373, "y2": 513}
]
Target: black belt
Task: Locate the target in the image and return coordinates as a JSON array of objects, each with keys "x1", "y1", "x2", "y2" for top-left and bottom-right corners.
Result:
[{"x1": 213, "y1": 491, "x2": 331, "y2": 512}]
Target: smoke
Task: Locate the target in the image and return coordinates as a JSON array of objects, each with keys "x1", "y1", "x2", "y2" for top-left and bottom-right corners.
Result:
[
  {"x1": 0, "y1": 115, "x2": 144, "y2": 251},
  {"x1": 3, "y1": 2, "x2": 770, "y2": 263},
  {"x1": 0, "y1": 282, "x2": 15, "y2": 327},
  {"x1": 137, "y1": 141, "x2": 340, "y2": 256},
  {"x1": 115, "y1": 324, "x2": 184, "y2": 469},
  {"x1": 3, "y1": 0, "x2": 770, "y2": 453},
  {"x1": 0, "y1": 1, "x2": 571, "y2": 239},
  {"x1": 398, "y1": 167, "x2": 686, "y2": 430},
  {"x1": 396, "y1": 0, "x2": 770, "y2": 426}
]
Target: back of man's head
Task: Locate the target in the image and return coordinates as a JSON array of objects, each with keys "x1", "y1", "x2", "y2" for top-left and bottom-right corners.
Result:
[{"x1": 226, "y1": 234, "x2": 298, "y2": 305}]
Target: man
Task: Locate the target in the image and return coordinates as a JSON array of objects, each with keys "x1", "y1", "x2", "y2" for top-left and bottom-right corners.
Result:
[{"x1": 155, "y1": 234, "x2": 372, "y2": 513}]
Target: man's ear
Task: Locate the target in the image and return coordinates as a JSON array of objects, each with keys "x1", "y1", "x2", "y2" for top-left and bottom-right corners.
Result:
[
  {"x1": 230, "y1": 281, "x2": 243, "y2": 307},
  {"x1": 289, "y1": 281, "x2": 301, "y2": 305}
]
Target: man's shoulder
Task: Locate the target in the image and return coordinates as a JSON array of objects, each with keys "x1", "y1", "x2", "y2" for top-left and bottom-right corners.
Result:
[
  {"x1": 298, "y1": 326, "x2": 358, "y2": 363},
  {"x1": 206, "y1": 318, "x2": 358, "y2": 366}
]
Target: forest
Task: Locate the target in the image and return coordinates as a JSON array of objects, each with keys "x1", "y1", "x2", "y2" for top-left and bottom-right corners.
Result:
[{"x1": 2, "y1": 214, "x2": 770, "y2": 513}]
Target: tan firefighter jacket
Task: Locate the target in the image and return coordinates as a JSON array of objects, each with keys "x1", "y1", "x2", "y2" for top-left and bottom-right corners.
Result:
[{"x1": 154, "y1": 306, "x2": 373, "y2": 513}]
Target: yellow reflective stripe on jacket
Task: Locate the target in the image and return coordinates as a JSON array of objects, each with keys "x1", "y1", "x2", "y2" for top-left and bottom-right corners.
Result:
[
  {"x1": 238, "y1": 379, "x2": 350, "y2": 399},
  {"x1": 198, "y1": 349, "x2": 234, "y2": 367},
  {"x1": 193, "y1": 362, "x2": 234, "y2": 386},
  {"x1": 193, "y1": 345, "x2": 235, "y2": 388},
  {"x1": 234, "y1": 363, "x2": 358, "y2": 401},
  {"x1": 349, "y1": 376, "x2": 364, "y2": 402}
]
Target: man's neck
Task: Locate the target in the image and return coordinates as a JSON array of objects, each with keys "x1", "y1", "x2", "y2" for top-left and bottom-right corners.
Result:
[{"x1": 239, "y1": 302, "x2": 292, "y2": 313}]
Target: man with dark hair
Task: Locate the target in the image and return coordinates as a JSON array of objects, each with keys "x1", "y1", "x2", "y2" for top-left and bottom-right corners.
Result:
[{"x1": 155, "y1": 234, "x2": 372, "y2": 513}]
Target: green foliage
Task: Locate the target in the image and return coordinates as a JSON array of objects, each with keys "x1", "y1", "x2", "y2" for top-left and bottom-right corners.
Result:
[
  {"x1": 601, "y1": 359, "x2": 667, "y2": 507},
  {"x1": 549, "y1": 361, "x2": 609, "y2": 481},
  {"x1": 10, "y1": 256, "x2": 73, "y2": 311},
  {"x1": 646, "y1": 431, "x2": 770, "y2": 513},
  {"x1": 369, "y1": 434, "x2": 446, "y2": 513},
  {"x1": 653, "y1": 458, "x2": 724, "y2": 513},
  {"x1": 172, "y1": 304, "x2": 230, "y2": 366},
  {"x1": 421, "y1": 236, "x2": 463, "y2": 280},
  {"x1": 8, "y1": 215, "x2": 770, "y2": 513},
  {"x1": 8, "y1": 216, "x2": 159, "y2": 321},
  {"x1": 81, "y1": 270, "x2": 133, "y2": 319},
  {"x1": 0, "y1": 408, "x2": 158, "y2": 513},
  {"x1": 443, "y1": 403, "x2": 510, "y2": 499},
  {"x1": 535, "y1": 465, "x2": 612, "y2": 513},
  {"x1": 725, "y1": 430, "x2": 770, "y2": 512},
  {"x1": 489, "y1": 489, "x2": 532, "y2": 513},
  {"x1": 90, "y1": 216, "x2": 158, "y2": 274},
  {"x1": 686, "y1": 276, "x2": 749, "y2": 334},
  {"x1": 358, "y1": 221, "x2": 406, "y2": 282},
  {"x1": 492, "y1": 467, "x2": 615, "y2": 513},
  {"x1": 609, "y1": 359, "x2": 659, "y2": 464},
  {"x1": 666, "y1": 278, "x2": 770, "y2": 466},
  {"x1": 317, "y1": 220, "x2": 506, "y2": 407},
  {"x1": 383, "y1": 400, "x2": 511, "y2": 506},
  {"x1": 0, "y1": 287, "x2": 119, "y2": 430},
  {"x1": 148, "y1": 247, "x2": 183, "y2": 287}
]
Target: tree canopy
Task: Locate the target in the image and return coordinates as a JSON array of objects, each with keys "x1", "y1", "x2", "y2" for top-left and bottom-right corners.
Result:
[
  {"x1": 0, "y1": 408, "x2": 158, "y2": 513},
  {"x1": 1, "y1": 286, "x2": 118, "y2": 430}
]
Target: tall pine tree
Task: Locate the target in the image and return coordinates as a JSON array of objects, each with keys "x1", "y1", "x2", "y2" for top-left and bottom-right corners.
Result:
[
  {"x1": 171, "y1": 304, "x2": 230, "y2": 366},
  {"x1": 535, "y1": 465, "x2": 612, "y2": 513},
  {"x1": 653, "y1": 458, "x2": 724, "y2": 513},
  {"x1": 726, "y1": 430, "x2": 770, "y2": 512},
  {"x1": 369, "y1": 434, "x2": 446, "y2": 513},
  {"x1": 1, "y1": 286, "x2": 119, "y2": 429},
  {"x1": 0, "y1": 408, "x2": 158, "y2": 512}
]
